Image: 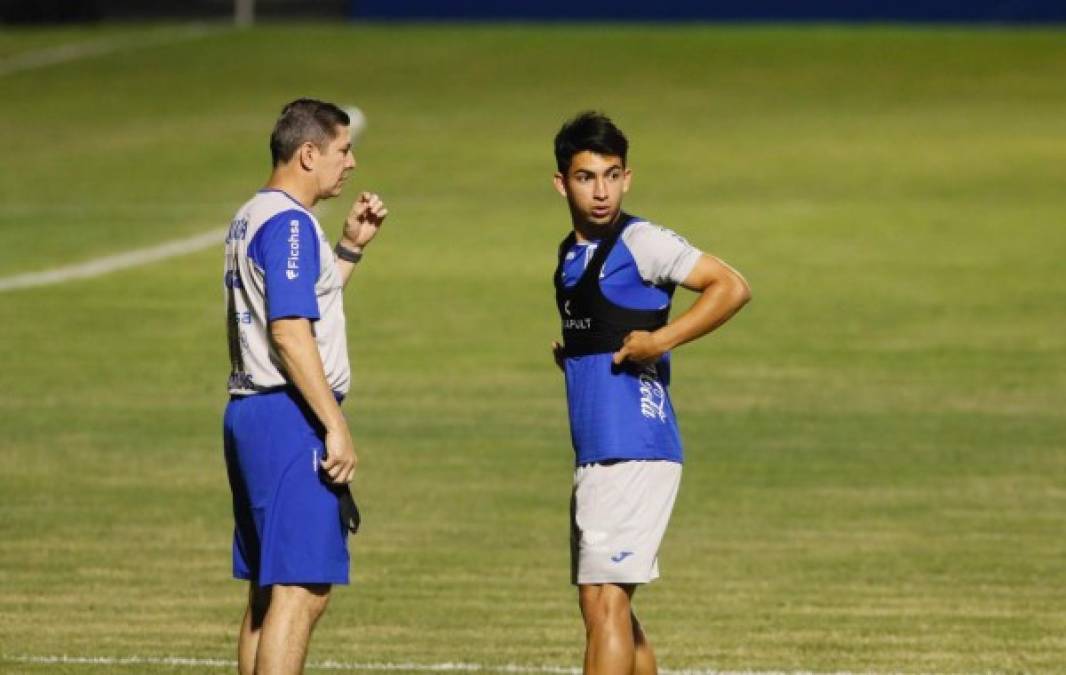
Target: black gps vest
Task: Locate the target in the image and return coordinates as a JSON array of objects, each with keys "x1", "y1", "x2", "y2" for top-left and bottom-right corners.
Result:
[{"x1": 554, "y1": 219, "x2": 674, "y2": 357}]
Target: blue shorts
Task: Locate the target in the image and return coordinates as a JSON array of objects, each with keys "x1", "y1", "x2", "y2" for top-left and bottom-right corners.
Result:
[{"x1": 223, "y1": 389, "x2": 349, "y2": 586}]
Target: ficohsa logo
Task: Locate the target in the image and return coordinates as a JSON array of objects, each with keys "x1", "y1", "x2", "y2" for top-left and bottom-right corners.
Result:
[{"x1": 286, "y1": 219, "x2": 300, "y2": 279}]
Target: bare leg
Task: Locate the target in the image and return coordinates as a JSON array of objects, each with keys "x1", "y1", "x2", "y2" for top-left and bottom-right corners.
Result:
[
  {"x1": 631, "y1": 609, "x2": 657, "y2": 675},
  {"x1": 238, "y1": 584, "x2": 271, "y2": 675},
  {"x1": 254, "y1": 584, "x2": 331, "y2": 675},
  {"x1": 579, "y1": 583, "x2": 636, "y2": 675}
]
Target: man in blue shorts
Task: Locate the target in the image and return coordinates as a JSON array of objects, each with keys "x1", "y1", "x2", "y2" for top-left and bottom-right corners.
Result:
[
  {"x1": 223, "y1": 98, "x2": 388, "y2": 675},
  {"x1": 551, "y1": 112, "x2": 751, "y2": 675}
]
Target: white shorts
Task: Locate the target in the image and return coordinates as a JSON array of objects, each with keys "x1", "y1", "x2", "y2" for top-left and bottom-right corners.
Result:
[{"x1": 570, "y1": 460, "x2": 682, "y2": 586}]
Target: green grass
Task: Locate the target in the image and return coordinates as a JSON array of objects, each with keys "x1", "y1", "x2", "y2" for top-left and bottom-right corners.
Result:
[{"x1": 1, "y1": 22, "x2": 1064, "y2": 673}]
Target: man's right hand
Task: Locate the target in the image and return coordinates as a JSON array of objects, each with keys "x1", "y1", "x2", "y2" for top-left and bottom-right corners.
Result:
[
  {"x1": 321, "y1": 427, "x2": 357, "y2": 484},
  {"x1": 551, "y1": 340, "x2": 565, "y2": 372}
]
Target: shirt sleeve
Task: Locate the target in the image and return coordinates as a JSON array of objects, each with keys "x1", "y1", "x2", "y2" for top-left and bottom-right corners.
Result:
[
  {"x1": 622, "y1": 221, "x2": 703, "y2": 286},
  {"x1": 249, "y1": 209, "x2": 321, "y2": 321}
]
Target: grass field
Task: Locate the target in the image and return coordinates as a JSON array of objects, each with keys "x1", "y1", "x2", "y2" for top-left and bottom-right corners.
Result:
[{"x1": 1, "y1": 21, "x2": 1064, "y2": 674}]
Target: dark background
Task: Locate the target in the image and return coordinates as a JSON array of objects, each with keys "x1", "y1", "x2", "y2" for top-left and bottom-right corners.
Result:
[{"x1": 4, "y1": 0, "x2": 1066, "y2": 23}]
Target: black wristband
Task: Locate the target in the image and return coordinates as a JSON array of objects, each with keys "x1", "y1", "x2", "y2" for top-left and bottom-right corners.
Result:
[{"x1": 334, "y1": 243, "x2": 363, "y2": 264}]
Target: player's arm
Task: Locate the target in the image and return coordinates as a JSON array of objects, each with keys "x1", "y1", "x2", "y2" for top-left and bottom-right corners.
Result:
[
  {"x1": 334, "y1": 191, "x2": 388, "y2": 287},
  {"x1": 613, "y1": 254, "x2": 751, "y2": 366},
  {"x1": 256, "y1": 210, "x2": 356, "y2": 483},
  {"x1": 270, "y1": 318, "x2": 357, "y2": 484}
]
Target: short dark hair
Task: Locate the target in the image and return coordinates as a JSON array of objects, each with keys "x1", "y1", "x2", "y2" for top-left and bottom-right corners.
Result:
[
  {"x1": 554, "y1": 111, "x2": 628, "y2": 174},
  {"x1": 269, "y1": 98, "x2": 350, "y2": 166}
]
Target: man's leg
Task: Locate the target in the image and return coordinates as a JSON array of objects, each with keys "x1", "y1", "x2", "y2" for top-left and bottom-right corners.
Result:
[
  {"x1": 238, "y1": 584, "x2": 271, "y2": 675},
  {"x1": 579, "y1": 583, "x2": 637, "y2": 675},
  {"x1": 631, "y1": 608, "x2": 657, "y2": 675},
  {"x1": 254, "y1": 583, "x2": 331, "y2": 675},
  {"x1": 579, "y1": 584, "x2": 658, "y2": 675}
]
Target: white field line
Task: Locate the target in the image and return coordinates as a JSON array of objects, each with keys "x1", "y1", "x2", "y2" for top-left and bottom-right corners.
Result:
[
  {"x1": 0, "y1": 228, "x2": 225, "y2": 292},
  {"x1": 0, "y1": 24, "x2": 221, "y2": 77},
  {"x1": 0, "y1": 655, "x2": 868, "y2": 675}
]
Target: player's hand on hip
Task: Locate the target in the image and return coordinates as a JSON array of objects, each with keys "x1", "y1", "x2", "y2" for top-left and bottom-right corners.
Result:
[
  {"x1": 341, "y1": 192, "x2": 388, "y2": 249},
  {"x1": 612, "y1": 330, "x2": 666, "y2": 367},
  {"x1": 551, "y1": 340, "x2": 565, "y2": 372},
  {"x1": 321, "y1": 429, "x2": 358, "y2": 484}
]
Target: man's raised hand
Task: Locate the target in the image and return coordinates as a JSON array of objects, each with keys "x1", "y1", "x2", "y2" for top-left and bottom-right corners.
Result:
[{"x1": 341, "y1": 191, "x2": 388, "y2": 250}]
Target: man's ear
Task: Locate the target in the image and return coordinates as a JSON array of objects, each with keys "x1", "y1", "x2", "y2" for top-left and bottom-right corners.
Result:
[
  {"x1": 622, "y1": 167, "x2": 632, "y2": 194},
  {"x1": 297, "y1": 142, "x2": 317, "y2": 171},
  {"x1": 553, "y1": 172, "x2": 568, "y2": 198}
]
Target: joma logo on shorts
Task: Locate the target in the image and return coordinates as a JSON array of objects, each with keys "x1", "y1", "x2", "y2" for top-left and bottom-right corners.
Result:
[{"x1": 610, "y1": 551, "x2": 634, "y2": 563}]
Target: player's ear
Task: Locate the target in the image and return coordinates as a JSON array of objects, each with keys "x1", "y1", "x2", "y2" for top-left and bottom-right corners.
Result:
[
  {"x1": 622, "y1": 167, "x2": 632, "y2": 194},
  {"x1": 553, "y1": 172, "x2": 568, "y2": 198},
  {"x1": 297, "y1": 141, "x2": 317, "y2": 171}
]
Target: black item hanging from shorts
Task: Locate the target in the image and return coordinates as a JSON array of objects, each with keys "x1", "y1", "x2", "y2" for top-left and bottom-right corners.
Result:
[
  {"x1": 333, "y1": 485, "x2": 361, "y2": 534},
  {"x1": 554, "y1": 219, "x2": 673, "y2": 357}
]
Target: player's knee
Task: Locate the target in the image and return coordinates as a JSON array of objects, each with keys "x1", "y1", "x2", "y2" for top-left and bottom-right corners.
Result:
[
  {"x1": 303, "y1": 584, "x2": 331, "y2": 619},
  {"x1": 272, "y1": 583, "x2": 331, "y2": 620},
  {"x1": 579, "y1": 584, "x2": 631, "y2": 629}
]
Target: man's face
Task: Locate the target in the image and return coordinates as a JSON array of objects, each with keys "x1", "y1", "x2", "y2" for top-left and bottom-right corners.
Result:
[
  {"x1": 554, "y1": 150, "x2": 631, "y2": 228},
  {"x1": 313, "y1": 125, "x2": 357, "y2": 199}
]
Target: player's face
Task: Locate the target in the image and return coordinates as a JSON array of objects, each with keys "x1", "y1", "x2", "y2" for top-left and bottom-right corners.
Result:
[
  {"x1": 554, "y1": 151, "x2": 631, "y2": 229},
  {"x1": 316, "y1": 125, "x2": 357, "y2": 198}
]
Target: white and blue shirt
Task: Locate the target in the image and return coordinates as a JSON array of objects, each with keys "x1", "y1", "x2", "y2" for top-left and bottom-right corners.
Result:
[
  {"x1": 224, "y1": 189, "x2": 350, "y2": 396},
  {"x1": 560, "y1": 217, "x2": 701, "y2": 465}
]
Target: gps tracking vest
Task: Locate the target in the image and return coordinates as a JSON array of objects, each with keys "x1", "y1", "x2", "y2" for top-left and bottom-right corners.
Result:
[{"x1": 554, "y1": 218, "x2": 674, "y2": 357}]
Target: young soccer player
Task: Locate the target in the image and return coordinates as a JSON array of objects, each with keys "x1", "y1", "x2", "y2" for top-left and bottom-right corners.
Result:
[{"x1": 551, "y1": 112, "x2": 750, "y2": 674}]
